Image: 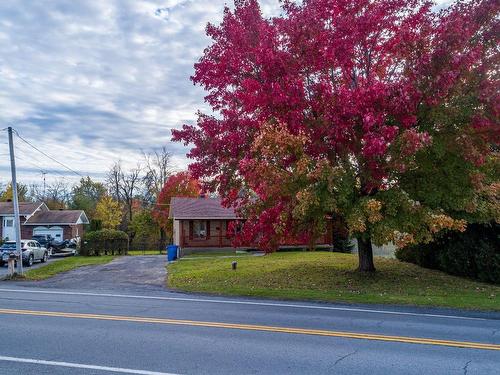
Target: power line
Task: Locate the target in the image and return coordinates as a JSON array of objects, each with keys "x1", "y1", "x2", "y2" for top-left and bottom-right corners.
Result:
[
  {"x1": 14, "y1": 156, "x2": 66, "y2": 181},
  {"x1": 14, "y1": 153, "x2": 47, "y2": 173},
  {"x1": 13, "y1": 129, "x2": 85, "y2": 178},
  {"x1": 15, "y1": 144, "x2": 66, "y2": 173},
  {"x1": 15, "y1": 150, "x2": 68, "y2": 179}
]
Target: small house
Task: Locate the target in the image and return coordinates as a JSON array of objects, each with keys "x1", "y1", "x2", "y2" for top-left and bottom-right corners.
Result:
[
  {"x1": 169, "y1": 197, "x2": 241, "y2": 249},
  {"x1": 169, "y1": 197, "x2": 332, "y2": 252},
  {"x1": 0, "y1": 201, "x2": 89, "y2": 241}
]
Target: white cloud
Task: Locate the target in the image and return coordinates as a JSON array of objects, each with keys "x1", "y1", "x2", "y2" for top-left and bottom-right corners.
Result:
[{"x1": 0, "y1": 0, "x2": 454, "y2": 186}]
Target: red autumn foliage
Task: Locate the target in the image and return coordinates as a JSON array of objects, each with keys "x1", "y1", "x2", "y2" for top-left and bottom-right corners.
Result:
[
  {"x1": 173, "y1": 0, "x2": 499, "y2": 259},
  {"x1": 153, "y1": 172, "x2": 201, "y2": 233}
]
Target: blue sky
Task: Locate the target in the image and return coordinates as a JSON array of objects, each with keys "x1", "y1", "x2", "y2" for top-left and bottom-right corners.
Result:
[{"x1": 0, "y1": 0, "x2": 451, "y2": 186}]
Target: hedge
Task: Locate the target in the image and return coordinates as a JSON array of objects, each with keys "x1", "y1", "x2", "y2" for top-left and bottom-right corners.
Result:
[
  {"x1": 81, "y1": 229, "x2": 129, "y2": 256},
  {"x1": 396, "y1": 222, "x2": 499, "y2": 284},
  {"x1": 88, "y1": 219, "x2": 103, "y2": 232}
]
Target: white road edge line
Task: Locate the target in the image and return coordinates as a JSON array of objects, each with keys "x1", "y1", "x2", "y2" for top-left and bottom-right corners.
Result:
[
  {"x1": 0, "y1": 355, "x2": 181, "y2": 375},
  {"x1": 0, "y1": 288, "x2": 488, "y2": 321}
]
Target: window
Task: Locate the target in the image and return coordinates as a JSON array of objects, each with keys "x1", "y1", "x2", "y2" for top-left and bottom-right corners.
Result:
[
  {"x1": 5, "y1": 219, "x2": 13, "y2": 227},
  {"x1": 193, "y1": 220, "x2": 207, "y2": 239}
]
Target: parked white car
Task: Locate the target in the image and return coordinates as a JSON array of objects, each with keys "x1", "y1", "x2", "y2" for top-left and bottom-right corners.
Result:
[{"x1": 0, "y1": 240, "x2": 49, "y2": 267}]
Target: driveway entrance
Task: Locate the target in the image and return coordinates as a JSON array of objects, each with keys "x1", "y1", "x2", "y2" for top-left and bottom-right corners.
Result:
[{"x1": 23, "y1": 256, "x2": 166, "y2": 292}]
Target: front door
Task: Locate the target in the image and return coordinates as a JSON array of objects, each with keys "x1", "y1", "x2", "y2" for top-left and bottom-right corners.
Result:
[{"x1": 2, "y1": 216, "x2": 15, "y2": 241}]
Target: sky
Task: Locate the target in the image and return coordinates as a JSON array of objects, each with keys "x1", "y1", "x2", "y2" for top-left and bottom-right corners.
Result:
[{"x1": 0, "y1": 0, "x2": 451, "y2": 186}]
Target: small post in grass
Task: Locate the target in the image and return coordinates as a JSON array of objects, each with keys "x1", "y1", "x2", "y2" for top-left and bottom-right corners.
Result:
[
  {"x1": 231, "y1": 261, "x2": 237, "y2": 270},
  {"x1": 7, "y1": 253, "x2": 16, "y2": 277}
]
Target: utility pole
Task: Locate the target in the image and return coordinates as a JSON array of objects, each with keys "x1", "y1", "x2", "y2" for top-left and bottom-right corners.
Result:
[
  {"x1": 7, "y1": 127, "x2": 23, "y2": 275},
  {"x1": 42, "y1": 171, "x2": 47, "y2": 199}
]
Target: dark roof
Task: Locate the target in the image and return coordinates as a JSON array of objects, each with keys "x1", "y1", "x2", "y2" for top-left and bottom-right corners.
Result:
[
  {"x1": 0, "y1": 202, "x2": 43, "y2": 216},
  {"x1": 24, "y1": 210, "x2": 88, "y2": 225},
  {"x1": 169, "y1": 197, "x2": 238, "y2": 219}
]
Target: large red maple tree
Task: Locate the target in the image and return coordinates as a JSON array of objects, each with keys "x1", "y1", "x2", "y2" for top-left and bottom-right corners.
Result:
[{"x1": 173, "y1": 0, "x2": 499, "y2": 271}]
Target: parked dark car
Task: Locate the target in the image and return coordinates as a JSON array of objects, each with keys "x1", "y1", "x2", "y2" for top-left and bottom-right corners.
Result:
[{"x1": 32, "y1": 234, "x2": 53, "y2": 250}]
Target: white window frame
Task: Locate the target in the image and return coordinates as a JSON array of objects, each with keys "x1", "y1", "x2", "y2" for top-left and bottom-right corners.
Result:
[{"x1": 193, "y1": 220, "x2": 207, "y2": 239}]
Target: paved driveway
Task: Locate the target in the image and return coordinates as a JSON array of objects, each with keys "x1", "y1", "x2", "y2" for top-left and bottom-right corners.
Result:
[{"x1": 19, "y1": 256, "x2": 167, "y2": 292}]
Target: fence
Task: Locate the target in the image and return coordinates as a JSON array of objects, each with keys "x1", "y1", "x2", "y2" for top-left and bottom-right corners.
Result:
[{"x1": 128, "y1": 239, "x2": 168, "y2": 254}]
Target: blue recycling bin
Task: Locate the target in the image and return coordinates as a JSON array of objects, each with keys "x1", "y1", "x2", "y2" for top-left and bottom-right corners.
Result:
[{"x1": 167, "y1": 245, "x2": 178, "y2": 261}]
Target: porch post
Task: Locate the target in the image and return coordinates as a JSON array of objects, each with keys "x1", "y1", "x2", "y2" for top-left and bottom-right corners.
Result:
[
  {"x1": 219, "y1": 220, "x2": 222, "y2": 247},
  {"x1": 181, "y1": 220, "x2": 185, "y2": 247}
]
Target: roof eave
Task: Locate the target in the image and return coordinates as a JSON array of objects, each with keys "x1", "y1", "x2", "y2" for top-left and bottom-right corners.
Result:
[
  {"x1": 23, "y1": 222, "x2": 81, "y2": 226},
  {"x1": 171, "y1": 217, "x2": 241, "y2": 220},
  {"x1": 78, "y1": 211, "x2": 90, "y2": 225}
]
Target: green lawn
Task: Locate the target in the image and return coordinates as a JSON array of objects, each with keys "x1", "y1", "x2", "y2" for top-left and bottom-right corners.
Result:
[
  {"x1": 168, "y1": 252, "x2": 500, "y2": 311},
  {"x1": 24, "y1": 255, "x2": 117, "y2": 280},
  {"x1": 183, "y1": 251, "x2": 250, "y2": 258},
  {"x1": 128, "y1": 250, "x2": 164, "y2": 256}
]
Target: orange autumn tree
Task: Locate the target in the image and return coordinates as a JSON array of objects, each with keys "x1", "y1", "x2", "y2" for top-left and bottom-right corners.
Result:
[{"x1": 153, "y1": 171, "x2": 201, "y2": 243}]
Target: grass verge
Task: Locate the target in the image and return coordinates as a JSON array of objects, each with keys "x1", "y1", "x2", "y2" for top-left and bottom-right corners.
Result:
[
  {"x1": 24, "y1": 255, "x2": 117, "y2": 280},
  {"x1": 128, "y1": 250, "x2": 164, "y2": 256},
  {"x1": 168, "y1": 252, "x2": 499, "y2": 311},
  {"x1": 183, "y1": 251, "x2": 251, "y2": 258}
]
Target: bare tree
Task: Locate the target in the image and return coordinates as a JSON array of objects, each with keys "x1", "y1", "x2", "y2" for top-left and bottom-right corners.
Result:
[
  {"x1": 44, "y1": 180, "x2": 71, "y2": 209},
  {"x1": 121, "y1": 164, "x2": 142, "y2": 222},
  {"x1": 28, "y1": 183, "x2": 45, "y2": 202},
  {"x1": 106, "y1": 161, "x2": 143, "y2": 224},
  {"x1": 106, "y1": 162, "x2": 122, "y2": 202},
  {"x1": 142, "y1": 147, "x2": 172, "y2": 203}
]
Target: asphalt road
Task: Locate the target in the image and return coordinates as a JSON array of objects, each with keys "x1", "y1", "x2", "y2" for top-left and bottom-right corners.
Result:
[{"x1": 0, "y1": 285, "x2": 499, "y2": 374}]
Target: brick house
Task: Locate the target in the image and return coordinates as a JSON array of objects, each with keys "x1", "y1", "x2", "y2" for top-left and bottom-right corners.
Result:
[
  {"x1": 169, "y1": 197, "x2": 332, "y2": 251},
  {"x1": 0, "y1": 201, "x2": 89, "y2": 242}
]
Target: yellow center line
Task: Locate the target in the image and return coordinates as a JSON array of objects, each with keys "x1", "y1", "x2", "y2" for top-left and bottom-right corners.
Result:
[{"x1": 0, "y1": 308, "x2": 498, "y2": 351}]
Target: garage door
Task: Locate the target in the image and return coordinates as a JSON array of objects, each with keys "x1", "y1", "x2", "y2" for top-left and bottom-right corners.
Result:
[{"x1": 33, "y1": 226, "x2": 64, "y2": 240}]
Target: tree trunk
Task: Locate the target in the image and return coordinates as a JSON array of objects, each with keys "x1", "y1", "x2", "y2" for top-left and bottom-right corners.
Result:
[
  {"x1": 357, "y1": 236, "x2": 376, "y2": 272},
  {"x1": 159, "y1": 228, "x2": 167, "y2": 245}
]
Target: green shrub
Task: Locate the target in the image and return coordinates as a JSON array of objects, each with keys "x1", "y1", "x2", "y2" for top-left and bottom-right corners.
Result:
[
  {"x1": 332, "y1": 238, "x2": 355, "y2": 253},
  {"x1": 475, "y1": 241, "x2": 500, "y2": 284},
  {"x1": 395, "y1": 243, "x2": 439, "y2": 269},
  {"x1": 332, "y1": 218, "x2": 353, "y2": 253},
  {"x1": 81, "y1": 229, "x2": 129, "y2": 256},
  {"x1": 396, "y1": 223, "x2": 499, "y2": 284},
  {"x1": 89, "y1": 219, "x2": 103, "y2": 232}
]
